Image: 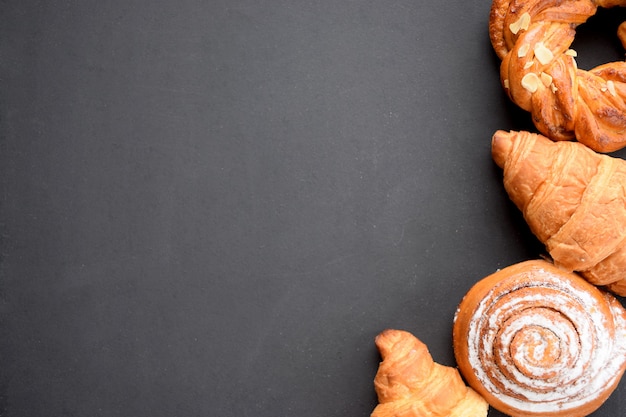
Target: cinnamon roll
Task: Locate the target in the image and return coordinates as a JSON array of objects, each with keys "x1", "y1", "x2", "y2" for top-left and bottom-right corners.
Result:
[{"x1": 453, "y1": 260, "x2": 626, "y2": 417}]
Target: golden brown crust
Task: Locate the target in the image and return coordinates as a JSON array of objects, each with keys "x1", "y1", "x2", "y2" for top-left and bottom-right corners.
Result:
[
  {"x1": 492, "y1": 129, "x2": 626, "y2": 295},
  {"x1": 371, "y1": 329, "x2": 488, "y2": 417},
  {"x1": 453, "y1": 260, "x2": 626, "y2": 417},
  {"x1": 489, "y1": 0, "x2": 626, "y2": 152}
]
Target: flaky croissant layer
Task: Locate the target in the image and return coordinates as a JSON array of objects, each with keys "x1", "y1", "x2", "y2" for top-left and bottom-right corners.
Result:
[
  {"x1": 371, "y1": 329, "x2": 488, "y2": 417},
  {"x1": 492, "y1": 129, "x2": 626, "y2": 295}
]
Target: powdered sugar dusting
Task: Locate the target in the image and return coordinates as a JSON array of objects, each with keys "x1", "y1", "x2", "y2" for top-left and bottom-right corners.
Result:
[{"x1": 464, "y1": 267, "x2": 626, "y2": 414}]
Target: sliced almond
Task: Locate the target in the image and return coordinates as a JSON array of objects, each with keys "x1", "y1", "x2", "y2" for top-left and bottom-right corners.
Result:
[
  {"x1": 518, "y1": 43, "x2": 530, "y2": 58},
  {"x1": 503, "y1": 79, "x2": 510, "y2": 89},
  {"x1": 540, "y1": 72, "x2": 553, "y2": 87},
  {"x1": 534, "y1": 42, "x2": 554, "y2": 65},
  {"x1": 524, "y1": 61, "x2": 534, "y2": 70},
  {"x1": 565, "y1": 49, "x2": 578, "y2": 57},
  {"x1": 521, "y1": 73, "x2": 540, "y2": 93},
  {"x1": 551, "y1": 83, "x2": 558, "y2": 93},
  {"x1": 509, "y1": 12, "x2": 531, "y2": 35},
  {"x1": 607, "y1": 80, "x2": 617, "y2": 97}
]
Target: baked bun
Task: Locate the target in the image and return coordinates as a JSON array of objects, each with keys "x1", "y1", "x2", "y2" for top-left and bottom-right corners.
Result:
[
  {"x1": 453, "y1": 260, "x2": 626, "y2": 417},
  {"x1": 489, "y1": 0, "x2": 626, "y2": 152}
]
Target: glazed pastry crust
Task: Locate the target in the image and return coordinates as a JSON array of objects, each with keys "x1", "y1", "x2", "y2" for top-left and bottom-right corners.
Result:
[
  {"x1": 371, "y1": 329, "x2": 488, "y2": 417},
  {"x1": 489, "y1": 0, "x2": 626, "y2": 152},
  {"x1": 453, "y1": 260, "x2": 626, "y2": 417},
  {"x1": 492, "y1": 129, "x2": 626, "y2": 295}
]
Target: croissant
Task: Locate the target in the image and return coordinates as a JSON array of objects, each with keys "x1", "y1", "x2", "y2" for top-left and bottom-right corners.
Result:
[
  {"x1": 453, "y1": 260, "x2": 626, "y2": 417},
  {"x1": 371, "y1": 329, "x2": 488, "y2": 417},
  {"x1": 492, "y1": 129, "x2": 626, "y2": 295},
  {"x1": 489, "y1": 0, "x2": 626, "y2": 152}
]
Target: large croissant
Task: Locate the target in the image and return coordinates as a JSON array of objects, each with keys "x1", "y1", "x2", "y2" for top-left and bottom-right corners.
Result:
[
  {"x1": 492, "y1": 129, "x2": 626, "y2": 295},
  {"x1": 371, "y1": 329, "x2": 488, "y2": 417}
]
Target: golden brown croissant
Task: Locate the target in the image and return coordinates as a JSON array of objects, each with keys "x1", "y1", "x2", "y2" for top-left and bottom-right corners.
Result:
[
  {"x1": 371, "y1": 329, "x2": 488, "y2": 417},
  {"x1": 492, "y1": 129, "x2": 626, "y2": 295},
  {"x1": 453, "y1": 260, "x2": 626, "y2": 417},
  {"x1": 489, "y1": 0, "x2": 626, "y2": 152}
]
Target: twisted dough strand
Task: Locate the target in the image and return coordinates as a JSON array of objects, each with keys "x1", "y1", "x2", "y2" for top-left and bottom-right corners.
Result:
[{"x1": 490, "y1": 0, "x2": 626, "y2": 152}]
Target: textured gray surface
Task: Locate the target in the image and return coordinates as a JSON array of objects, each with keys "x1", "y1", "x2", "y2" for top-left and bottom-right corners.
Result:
[{"x1": 1, "y1": 1, "x2": 625, "y2": 416}]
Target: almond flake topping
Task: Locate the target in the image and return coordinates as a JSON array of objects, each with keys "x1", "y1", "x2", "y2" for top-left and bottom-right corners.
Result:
[
  {"x1": 509, "y1": 12, "x2": 531, "y2": 35},
  {"x1": 521, "y1": 73, "x2": 540, "y2": 93},
  {"x1": 540, "y1": 72, "x2": 553, "y2": 87},
  {"x1": 524, "y1": 61, "x2": 534, "y2": 70},
  {"x1": 504, "y1": 79, "x2": 510, "y2": 89},
  {"x1": 518, "y1": 43, "x2": 530, "y2": 58},
  {"x1": 565, "y1": 49, "x2": 578, "y2": 57},
  {"x1": 607, "y1": 80, "x2": 617, "y2": 97},
  {"x1": 534, "y1": 42, "x2": 554, "y2": 65}
]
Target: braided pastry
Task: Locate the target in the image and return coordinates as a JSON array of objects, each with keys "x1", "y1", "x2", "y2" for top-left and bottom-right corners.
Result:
[
  {"x1": 490, "y1": 0, "x2": 626, "y2": 152},
  {"x1": 453, "y1": 260, "x2": 626, "y2": 417},
  {"x1": 371, "y1": 329, "x2": 488, "y2": 417},
  {"x1": 492, "y1": 129, "x2": 626, "y2": 295}
]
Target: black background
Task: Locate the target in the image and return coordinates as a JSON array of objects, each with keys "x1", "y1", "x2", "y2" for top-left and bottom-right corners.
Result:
[{"x1": 2, "y1": 1, "x2": 626, "y2": 416}]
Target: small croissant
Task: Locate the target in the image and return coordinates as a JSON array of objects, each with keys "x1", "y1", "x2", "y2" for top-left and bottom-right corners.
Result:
[
  {"x1": 371, "y1": 329, "x2": 488, "y2": 417},
  {"x1": 492, "y1": 129, "x2": 626, "y2": 295}
]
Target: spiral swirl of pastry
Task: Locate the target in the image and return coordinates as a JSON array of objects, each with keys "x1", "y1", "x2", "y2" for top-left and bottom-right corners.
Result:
[
  {"x1": 453, "y1": 260, "x2": 626, "y2": 417},
  {"x1": 489, "y1": 0, "x2": 626, "y2": 152}
]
